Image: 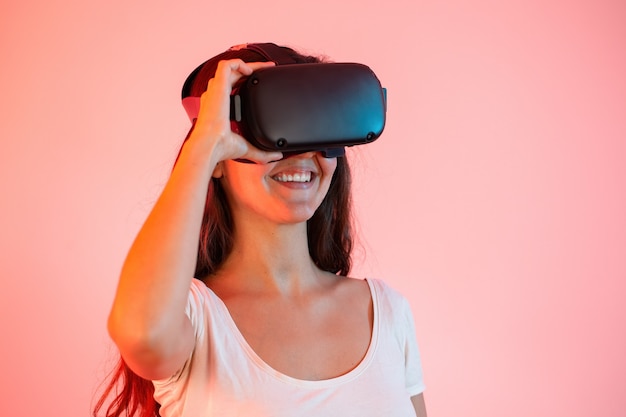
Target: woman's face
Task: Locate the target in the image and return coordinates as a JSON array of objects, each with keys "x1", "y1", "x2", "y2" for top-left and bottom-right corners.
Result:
[{"x1": 218, "y1": 151, "x2": 337, "y2": 225}]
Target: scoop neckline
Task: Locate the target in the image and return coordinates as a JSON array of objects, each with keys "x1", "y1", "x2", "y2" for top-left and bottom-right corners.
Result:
[{"x1": 208, "y1": 278, "x2": 380, "y2": 389}]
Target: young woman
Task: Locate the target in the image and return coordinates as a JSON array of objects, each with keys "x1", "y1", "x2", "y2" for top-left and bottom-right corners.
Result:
[{"x1": 94, "y1": 43, "x2": 426, "y2": 417}]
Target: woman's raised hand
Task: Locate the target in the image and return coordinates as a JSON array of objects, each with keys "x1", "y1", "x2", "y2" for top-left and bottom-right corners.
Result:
[
  {"x1": 110, "y1": 61, "x2": 283, "y2": 382},
  {"x1": 187, "y1": 59, "x2": 283, "y2": 166}
]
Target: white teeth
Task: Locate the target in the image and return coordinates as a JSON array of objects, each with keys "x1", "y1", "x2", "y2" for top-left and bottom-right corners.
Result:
[{"x1": 273, "y1": 172, "x2": 312, "y2": 183}]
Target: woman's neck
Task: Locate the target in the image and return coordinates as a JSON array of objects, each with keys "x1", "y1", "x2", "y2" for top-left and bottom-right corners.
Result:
[{"x1": 212, "y1": 219, "x2": 330, "y2": 296}]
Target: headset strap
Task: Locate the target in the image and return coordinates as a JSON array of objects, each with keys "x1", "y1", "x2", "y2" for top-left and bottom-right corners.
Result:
[
  {"x1": 240, "y1": 43, "x2": 298, "y2": 65},
  {"x1": 182, "y1": 43, "x2": 298, "y2": 120}
]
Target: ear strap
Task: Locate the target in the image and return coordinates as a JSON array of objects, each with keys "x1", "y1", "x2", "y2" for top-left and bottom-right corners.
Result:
[{"x1": 240, "y1": 43, "x2": 298, "y2": 65}]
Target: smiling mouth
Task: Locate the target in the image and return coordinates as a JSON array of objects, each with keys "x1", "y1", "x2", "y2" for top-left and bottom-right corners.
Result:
[{"x1": 272, "y1": 172, "x2": 313, "y2": 183}]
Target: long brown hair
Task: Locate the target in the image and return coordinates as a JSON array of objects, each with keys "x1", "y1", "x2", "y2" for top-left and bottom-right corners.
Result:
[{"x1": 93, "y1": 43, "x2": 353, "y2": 417}]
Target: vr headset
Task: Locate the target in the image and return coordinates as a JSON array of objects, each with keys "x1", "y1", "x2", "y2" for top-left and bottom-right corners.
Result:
[{"x1": 182, "y1": 43, "x2": 387, "y2": 158}]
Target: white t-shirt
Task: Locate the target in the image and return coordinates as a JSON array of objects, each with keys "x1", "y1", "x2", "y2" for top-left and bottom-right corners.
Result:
[{"x1": 153, "y1": 278, "x2": 425, "y2": 417}]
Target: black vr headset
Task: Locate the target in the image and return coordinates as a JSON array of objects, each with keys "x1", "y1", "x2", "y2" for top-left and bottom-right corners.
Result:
[{"x1": 181, "y1": 43, "x2": 387, "y2": 158}]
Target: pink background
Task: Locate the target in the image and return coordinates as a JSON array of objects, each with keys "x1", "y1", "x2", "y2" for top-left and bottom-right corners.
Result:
[{"x1": 1, "y1": 0, "x2": 625, "y2": 416}]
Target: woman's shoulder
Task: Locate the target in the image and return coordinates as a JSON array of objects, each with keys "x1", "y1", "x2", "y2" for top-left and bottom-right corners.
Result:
[
  {"x1": 184, "y1": 278, "x2": 223, "y2": 318},
  {"x1": 188, "y1": 277, "x2": 215, "y2": 298},
  {"x1": 365, "y1": 278, "x2": 409, "y2": 303},
  {"x1": 364, "y1": 278, "x2": 415, "y2": 325}
]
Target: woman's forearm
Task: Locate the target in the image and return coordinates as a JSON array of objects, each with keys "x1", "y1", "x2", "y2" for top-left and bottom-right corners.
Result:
[{"x1": 108, "y1": 137, "x2": 218, "y2": 377}]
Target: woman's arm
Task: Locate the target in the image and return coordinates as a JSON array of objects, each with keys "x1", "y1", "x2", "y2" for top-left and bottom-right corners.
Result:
[
  {"x1": 411, "y1": 393, "x2": 427, "y2": 417},
  {"x1": 107, "y1": 59, "x2": 280, "y2": 381}
]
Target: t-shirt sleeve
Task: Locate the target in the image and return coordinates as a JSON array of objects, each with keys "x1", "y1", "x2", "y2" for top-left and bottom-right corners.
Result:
[
  {"x1": 400, "y1": 293, "x2": 426, "y2": 396},
  {"x1": 153, "y1": 278, "x2": 208, "y2": 385},
  {"x1": 185, "y1": 278, "x2": 208, "y2": 341}
]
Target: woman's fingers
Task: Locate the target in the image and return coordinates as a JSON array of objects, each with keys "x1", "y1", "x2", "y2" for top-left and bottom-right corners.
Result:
[
  {"x1": 240, "y1": 144, "x2": 283, "y2": 165},
  {"x1": 213, "y1": 59, "x2": 275, "y2": 94},
  {"x1": 245, "y1": 60, "x2": 276, "y2": 72},
  {"x1": 191, "y1": 59, "x2": 279, "y2": 164}
]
